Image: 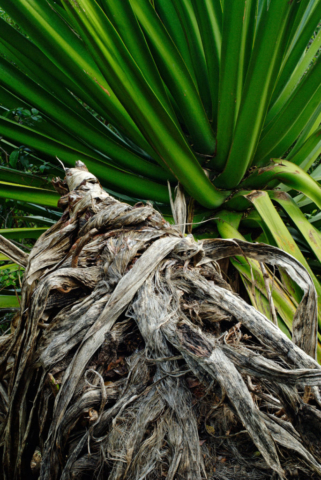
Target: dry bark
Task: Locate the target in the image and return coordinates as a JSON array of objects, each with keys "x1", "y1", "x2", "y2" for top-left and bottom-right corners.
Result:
[{"x1": 1, "y1": 161, "x2": 321, "y2": 480}]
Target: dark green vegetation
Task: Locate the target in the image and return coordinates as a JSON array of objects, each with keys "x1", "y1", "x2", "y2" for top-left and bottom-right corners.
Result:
[{"x1": 0, "y1": 3, "x2": 321, "y2": 346}]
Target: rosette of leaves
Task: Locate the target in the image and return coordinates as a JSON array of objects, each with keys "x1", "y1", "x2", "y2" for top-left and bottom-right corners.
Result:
[{"x1": 0, "y1": 0, "x2": 321, "y2": 348}]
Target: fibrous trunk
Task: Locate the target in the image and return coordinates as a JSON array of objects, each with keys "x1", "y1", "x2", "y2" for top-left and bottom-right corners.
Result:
[{"x1": 1, "y1": 162, "x2": 321, "y2": 479}]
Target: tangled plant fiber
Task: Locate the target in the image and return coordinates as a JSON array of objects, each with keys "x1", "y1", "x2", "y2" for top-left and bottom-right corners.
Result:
[{"x1": 1, "y1": 162, "x2": 321, "y2": 480}]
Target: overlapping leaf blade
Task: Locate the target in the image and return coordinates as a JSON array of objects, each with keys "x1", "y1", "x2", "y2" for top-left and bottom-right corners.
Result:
[
  {"x1": 215, "y1": 0, "x2": 296, "y2": 186},
  {"x1": 61, "y1": 0, "x2": 226, "y2": 208},
  {"x1": 246, "y1": 191, "x2": 321, "y2": 330},
  {"x1": 270, "y1": 191, "x2": 321, "y2": 264}
]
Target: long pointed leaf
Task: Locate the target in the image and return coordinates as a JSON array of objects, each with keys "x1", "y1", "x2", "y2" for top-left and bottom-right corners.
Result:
[
  {"x1": 100, "y1": 0, "x2": 176, "y2": 121},
  {"x1": 171, "y1": 0, "x2": 212, "y2": 117},
  {"x1": 0, "y1": 0, "x2": 154, "y2": 155},
  {"x1": 62, "y1": 0, "x2": 227, "y2": 209},
  {"x1": 190, "y1": 0, "x2": 222, "y2": 125},
  {"x1": 288, "y1": 127, "x2": 321, "y2": 171},
  {"x1": 282, "y1": 0, "x2": 311, "y2": 56},
  {"x1": 287, "y1": 102, "x2": 321, "y2": 160},
  {"x1": 129, "y1": 0, "x2": 215, "y2": 154},
  {"x1": 0, "y1": 167, "x2": 54, "y2": 190},
  {"x1": 0, "y1": 56, "x2": 170, "y2": 182},
  {"x1": 271, "y1": 0, "x2": 321, "y2": 107},
  {"x1": 215, "y1": 0, "x2": 295, "y2": 187},
  {"x1": 9, "y1": 202, "x2": 61, "y2": 221},
  {"x1": 0, "y1": 264, "x2": 22, "y2": 273},
  {"x1": 235, "y1": 0, "x2": 258, "y2": 121},
  {"x1": 270, "y1": 191, "x2": 321, "y2": 264},
  {"x1": 214, "y1": 0, "x2": 246, "y2": 170},
  {"x1": 0, "y1": 17, "x2": 154, "y2": 153},
  {"x1": 245, "y1": 190, "x2": 321, "y2": 330},
  {"x1": 16, "y1": 216, "x2": 55, "y2": 227},
  {"x1": 0, "y1": 227, "x2": 48, "y2": 240},
  {"x1": 254, "y1": 55, "x2": 321, "y2": 167},
  {"x1": 239, "y1": 159, "x2": 321, "y2": 209},
  {"x1": 0, "y1": 182, "x2": 59, "y2": 208},
  {"x1": 266, "y1": 27, "x2": 321, "y2": 124},
  {"x1": 0, "y1": 296, "x2": 20, "y2": 309},
  {"x1": 0, "y1": 117, "x2": 171, "y2": 204},
  {"x1": 216, "y1": 218, "x2": 296, "y2": 333},
  {"x1": 0, "y1": 19, "x2": 109, "y2": 136},
  {"x1": 154, "y1": 0, "x2": 197, "y2": 85},
  {"x1": 0, "y1": 85, "x2": 112, "y2": 158}
]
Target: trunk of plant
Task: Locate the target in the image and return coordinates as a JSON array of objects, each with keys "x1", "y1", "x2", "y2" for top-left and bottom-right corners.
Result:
[{"x1": 1, "y1": 161, "x2": 321, "y2": 480}]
